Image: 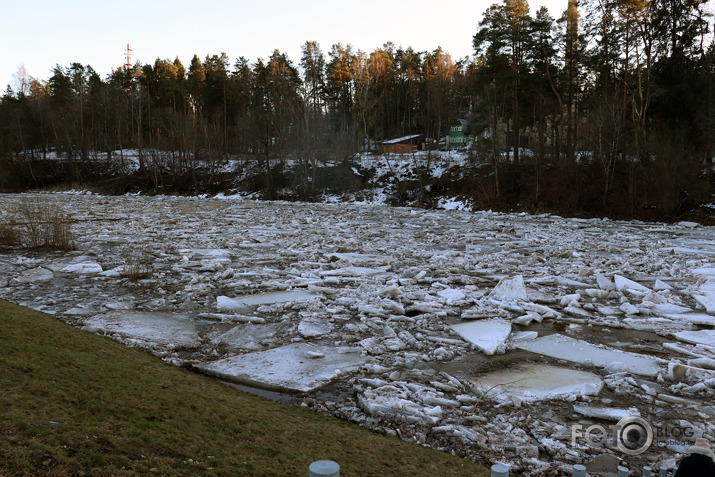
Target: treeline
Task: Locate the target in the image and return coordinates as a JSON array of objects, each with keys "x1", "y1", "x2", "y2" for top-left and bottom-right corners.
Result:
[
  {"x1": 0, "y1": 42, "x2": 469, "y2": 197},
  {"x1": 0, "y1": 0, "x2": 713, "y2": 220}
]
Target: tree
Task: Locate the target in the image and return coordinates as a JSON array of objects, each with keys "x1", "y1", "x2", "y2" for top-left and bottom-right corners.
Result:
[
  {"x1": 11, "y1": 65, "x2": 32, "y2": 98},
  {"x1": 230, "y1": 56, "x2": 255, "y2": 155},
  {"x1": 474, "y1": 0, "x2": 533, "y2": 167},
  {"x1": 326, "y1": 43, "x2": 354, "y2": 133},
  {"x1": 564, "y1": 0, "x2": 581, "y2": 160},
  {"x1": 298, "y1": 41, "x2": 328, "y2": 197},
  {"x1": 187, "y1": 55, "x2": 206, "y2": 117},
  {"x1": 421, "y1": 48, "x2": 458, "y2": 160},
  {"x1": 300, "y1": 41, "x2": 326, "y2": 113},
  {"x1": 351, "y1": 50, "x2": 379, "y2": 146},
  {"x1": 396, "y1": 47, "x2": 422, "y2": 134},
  {"x1": 529, "y1": 6, "x2": 562, "y2": 198}
]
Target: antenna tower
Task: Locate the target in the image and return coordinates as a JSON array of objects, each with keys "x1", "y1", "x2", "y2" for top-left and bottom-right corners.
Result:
[{"x1": 124, "y1": 43, "x2": 133, "y2": 70}]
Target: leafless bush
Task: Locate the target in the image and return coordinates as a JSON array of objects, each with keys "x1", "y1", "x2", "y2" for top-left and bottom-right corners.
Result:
[
  {"x1": 2, "y1": 198, "x2": 75, "y2": 251},
  {"x1": 120, "y1": 249, "x2": 153, "y2": 281}
]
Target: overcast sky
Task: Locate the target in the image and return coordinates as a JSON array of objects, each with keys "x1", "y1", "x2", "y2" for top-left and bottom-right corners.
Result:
[{"x1": 2, "y1": 0, "x2": 569, "y2": 91}]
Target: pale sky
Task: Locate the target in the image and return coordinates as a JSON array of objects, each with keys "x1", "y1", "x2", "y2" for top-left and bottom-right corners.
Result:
[{"x1": 1, "y1": 0, "x2": 569, "y2": 91}]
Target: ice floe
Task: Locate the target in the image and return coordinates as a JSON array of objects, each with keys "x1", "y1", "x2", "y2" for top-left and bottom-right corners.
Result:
[
  {"x1": 195, "y1": 343, "x2": 368, "y2": 393},
  {"x1": 82, "y1": 312, "x2": 201, "y2": 350},
  {"x1": 471, "y1": 364, "x2": 603, "y2": 403},
  {"x1": 450, "y1": 318, "x2": 512, "y2": 355},
  {"x1": 516, "y1": 334, "x2": 662, "y2": 376},
  {"x1": 674, "y1": 330, "x2": 715, "y2": 348}
]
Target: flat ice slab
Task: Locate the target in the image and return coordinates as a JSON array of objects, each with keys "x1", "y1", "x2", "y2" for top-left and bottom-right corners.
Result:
[
  {"x1": 16, "y1": 267, "x2": 53, "y2": 283},
  {"x1": 573, "y1": 404, "x2": 638, "y2": 421},
  {"x1": 690, "y1": 267, "x2": 715, "y2": 313},
  {"x1": 665, "y1": 313, "x2": 715, "y2": 326},
  {"x1": 210, "y1": 324, "x2": 281, "y2": 352},
  {"x1": 692, "y1": 268, "x2": 715, "y2": 279},
  {"x1": 516, "y1": 334, "x2": 662, "y2": 376},
  {"x1": 674, "y1": 330, "x2": 715, "y2": 348},
  {"x1": 195, "y1": 343, "x2": 369, "y2": 393},
  {"x1": 694, "y1": 283, "x2": 715, "y2": 314},
  {"x1": 471, "y1": 364, "x2": 603, "y2": 403},
  {"x1": 82, "y1": 312, "x2": 200, "y2": 349},
  {"x1": 60, "y1": 262, "x2": 103, "y2": 274},
  {"x1": 451, "y1": 318, "x2": 511, "y2": 355},
  {"x1": 217, "y1": 290, "x2": 317, "y2": 312}
]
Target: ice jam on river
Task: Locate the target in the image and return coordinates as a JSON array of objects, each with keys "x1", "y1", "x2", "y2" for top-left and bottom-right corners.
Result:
[{"x1": 1, "y1": 192, "x2": 714, "y2": 475}]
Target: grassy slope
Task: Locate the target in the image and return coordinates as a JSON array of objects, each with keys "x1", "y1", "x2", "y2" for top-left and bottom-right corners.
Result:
[{"x1": 0, "y1": 299, "x2": 489, "y2": 476}]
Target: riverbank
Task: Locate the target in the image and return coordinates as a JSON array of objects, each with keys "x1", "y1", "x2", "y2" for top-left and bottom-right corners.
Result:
[{"x1": 0, "y1": 298, "x2": 489, "y2": 476}]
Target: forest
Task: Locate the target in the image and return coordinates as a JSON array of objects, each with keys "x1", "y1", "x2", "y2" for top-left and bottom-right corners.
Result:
[{"x1": 0, "y1": 0, "x2": 713, "y2": 221}]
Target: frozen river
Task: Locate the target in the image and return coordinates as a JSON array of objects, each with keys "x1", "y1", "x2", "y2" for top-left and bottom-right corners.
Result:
[{"x1": 1, "y1": 192, "x2": 714, "y2": 475}]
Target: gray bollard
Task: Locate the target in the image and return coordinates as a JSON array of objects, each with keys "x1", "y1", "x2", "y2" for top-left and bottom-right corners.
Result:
[
  {"x1": 618, "y1": 466, "x2": 630, "y2": 477},
  {"x1": 309, "y1": 460, "x2": 339, "y2": 477},
  {"x1": 659, "y1": 466, "x2": 668, "y2": 477},
  {"x1": 491, "y1": 463, "x2": 509, "y2": 477},
  {"x1": 573, "y1": 464, "x2": 587, "y2": 477},
  {"x1": 643, "y1": 466, "x2": 652, "y2": 477}
]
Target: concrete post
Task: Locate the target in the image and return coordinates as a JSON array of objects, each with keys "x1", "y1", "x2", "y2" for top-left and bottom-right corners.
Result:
[
  {"x1": 642, "y1": 466, "x2": 652, "y2": 477},
  {"x1": 491, "y1": 463, "x2": 509, "y2": 477},
  {"x1": 618, "y1": 466, "x2": 630, "y2": 477},
  {"x1": 573, "y1": 464, "x2": 587, "y2": 477},
  {"x1": 309, "y1": 460, "x2": 339, "y2": 477},
  {"x1": 659, "y1": 466, "x2": 669, "y2": 477}
]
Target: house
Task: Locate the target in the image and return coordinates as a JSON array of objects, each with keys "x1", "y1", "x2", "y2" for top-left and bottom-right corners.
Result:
[
  {"x1": 381, "y1": 134, "x2": 426, "y2": 154},
  {"x1": 446, "y1": 118, "x2": 471, "y2": 149}
]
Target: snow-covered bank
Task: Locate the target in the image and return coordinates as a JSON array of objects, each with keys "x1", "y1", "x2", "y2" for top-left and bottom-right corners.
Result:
[{"x1": 1, "y1": 192, "x2": 714, "y2": 474}]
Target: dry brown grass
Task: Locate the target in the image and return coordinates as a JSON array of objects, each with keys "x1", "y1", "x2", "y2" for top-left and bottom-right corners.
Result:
[{"x1": 1, "y1": 198, "x2": 75, "y2": 251}]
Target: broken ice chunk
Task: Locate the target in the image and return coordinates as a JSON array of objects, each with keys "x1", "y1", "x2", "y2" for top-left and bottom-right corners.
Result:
[
  {"x1": 60, "y1": 262, "x2": 103, "y2": 274},
  {"x1": 450, "y1": 318, "x2": 511, "y2": 355},
  {"x1": 490, "y1": 275, "x2": 528, "y2": 301},
  {"x1": 673, "y1": 330, "x2": 715, "y2": 349},
  {"x1": 513, "y1": 313, "x2": 536, "y2": 326},
  {"x1": 217, "y1": 290, "x2": 317, "y2": 312},
  {"x1": 653, "y1": 279, "x2": 672, "y2": 291},
  {"x1": 694, "y1": 286, "x2": 715, "y2": 314},
  {"x1": 298, "y1": 316, "x2": 333, "y2": 338},
  {"x1": 688, "y1": 358, "x2": 715, "y2": 370},
  {"x1": 437, "y1": 288, "x2": 466, "y2": 304},
  {"x1": 573, "y1": 404, "x2": 639, "y2": 421},
  {"x1": 614, "y1": 275, "x2": 651, "y2": 294},
  {"x1": 217, "y1": 295, "x2": 251, "y2": 313},
  {"x1": 596, "y1": 273, "x2": 615, "y2": 291},
  {"x1": 358, "y1": 388, "x2": 440, "y2": 425},
  {"x1": 509, "y1": 331, "x2": 538, "y2": 342},
  {"x1": 556, "y1": 277, "x2": 591, "y2": 289},
  {"x1": 619, "y1": 303, "x2": 640, "y2": 315},
  {"x1": 665, "y1": 313, "x2": 715, "y2": 326}
]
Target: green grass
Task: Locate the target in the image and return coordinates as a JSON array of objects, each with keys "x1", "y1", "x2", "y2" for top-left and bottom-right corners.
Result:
[{"x1": 0, "y1": 299, "x2": 489, "y2": 476}]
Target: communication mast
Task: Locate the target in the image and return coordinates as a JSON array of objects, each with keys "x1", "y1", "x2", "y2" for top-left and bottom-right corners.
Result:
[{"x1": 124, "y1": 43, "x2": 133, "y2": 70}]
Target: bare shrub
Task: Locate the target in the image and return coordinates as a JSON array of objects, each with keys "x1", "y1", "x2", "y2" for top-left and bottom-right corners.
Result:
[
  {"x1": 3, "y1": 198, "x2": 75, "y2": 251},
  {"x1": 120, "y1": 250, "x2": 153, "y2": 281}
]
